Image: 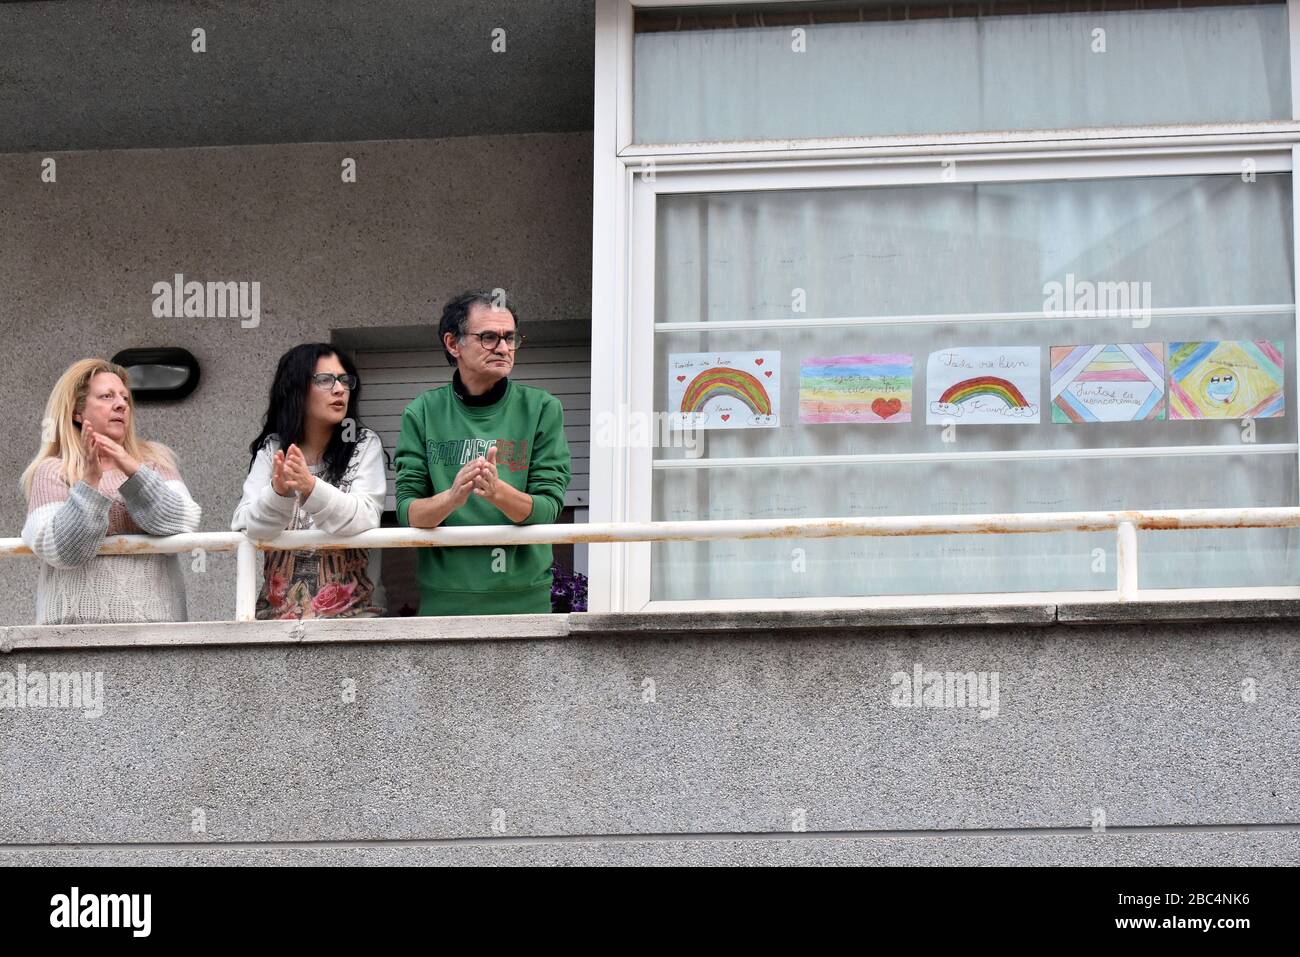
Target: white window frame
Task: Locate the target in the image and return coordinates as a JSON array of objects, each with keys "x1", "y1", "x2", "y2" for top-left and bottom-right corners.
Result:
[{"x1": 590, "y1": 0, "x2": 1300, "y2": 612}]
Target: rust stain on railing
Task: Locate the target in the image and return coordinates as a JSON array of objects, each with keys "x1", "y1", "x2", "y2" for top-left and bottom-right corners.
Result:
[
  {"x1": 3, "y1": 507, "x2": 1298, "y2": 619},
  {"x1": 1, "y1": 506, "x2": 1298, "y2": 557}
]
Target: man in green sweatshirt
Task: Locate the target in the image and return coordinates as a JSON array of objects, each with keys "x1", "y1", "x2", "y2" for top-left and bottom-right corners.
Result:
[{"x1": 394, "y1": 290, "x2": 571, "y2": 615}]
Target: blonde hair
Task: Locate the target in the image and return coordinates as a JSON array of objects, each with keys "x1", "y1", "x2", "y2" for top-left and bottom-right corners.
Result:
[{"x1": 20, "y1": 358, "x2": 176, "y2": 498}]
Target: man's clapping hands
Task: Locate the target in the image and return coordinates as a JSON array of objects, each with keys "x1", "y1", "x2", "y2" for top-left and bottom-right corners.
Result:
[{"x1": 447, "y1": 445, "x2": 502, "y2": 508}]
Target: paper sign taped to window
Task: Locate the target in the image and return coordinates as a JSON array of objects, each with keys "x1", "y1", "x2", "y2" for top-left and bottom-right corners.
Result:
[
  {"x1": 1167, "y1": 340, "x2": 1284, "y2": 420},
  {"x1": 926, "y1": 346, "x2": 1040, "y2": 425},
  {"x1": 668, "y1": 351, "x2": 780, "y2": 429},
  {"x1": 800, "y1": 354, "x2": 912, "y2": 424},
  {"x1": 1050, "y1": 343, "x2": 1166, "y2": 423}
]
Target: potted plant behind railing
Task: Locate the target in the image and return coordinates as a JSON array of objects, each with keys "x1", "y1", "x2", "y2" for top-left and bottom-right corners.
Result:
[{"x1": 550, "y1": 564, "x2": 588, "y2": 613}]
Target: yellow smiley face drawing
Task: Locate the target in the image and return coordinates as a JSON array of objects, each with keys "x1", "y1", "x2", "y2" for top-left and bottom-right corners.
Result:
[{"x1": 1202, "y1": 366, "x2": 1239, "y2": 405}]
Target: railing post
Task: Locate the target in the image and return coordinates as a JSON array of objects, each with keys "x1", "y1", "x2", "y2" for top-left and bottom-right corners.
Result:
[
  {"x1": 235, "y1": 539, "x2": 258, "y2": 621},
  {"x1": 1116, "y1": 520, "x2": 1139, "y2": 602}
]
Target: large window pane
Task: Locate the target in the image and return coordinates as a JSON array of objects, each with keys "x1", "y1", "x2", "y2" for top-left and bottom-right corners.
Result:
[
  {"x1": 634, "y1": 2, "x2": 1290, "y2": 144},
  {"x1": 650, "y1": 172, "x2": 1297, "y2": 600}
]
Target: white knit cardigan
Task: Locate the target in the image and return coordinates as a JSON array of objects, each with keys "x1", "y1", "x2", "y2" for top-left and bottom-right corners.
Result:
[{"x1": 21, "y1": 457, "x2": 202, "y2": 625}]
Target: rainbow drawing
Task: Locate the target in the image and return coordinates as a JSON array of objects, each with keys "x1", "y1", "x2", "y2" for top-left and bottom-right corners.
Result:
[
  {"x1": 926, "y1": 346, "x2": 1040, "y2": 424},
  {"x1": 937, "y1": 376, "x2": 1030, "y2": 409},
  {"x1": 667, "y1": 350, "x2": 781, "y2": 429},
  {"x1": 681, "y1": 367, "x2": 772, "y2": 416},
  {"x1": 1050, "y1": 343, "x2": 1165, "y2": 423},
  {"x1": 1167, "y1": 340, "x2": 1284, "y2": 420}
]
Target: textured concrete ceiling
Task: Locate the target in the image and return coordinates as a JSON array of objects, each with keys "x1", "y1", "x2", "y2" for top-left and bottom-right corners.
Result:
[{"x1": 0, "y1": 0, "x2": 595, "y2": 152}]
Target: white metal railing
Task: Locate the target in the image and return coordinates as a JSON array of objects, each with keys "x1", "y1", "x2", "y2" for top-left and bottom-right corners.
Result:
[{"x1": 2, "y1": 507, "x2": 1299, "y2": 621}]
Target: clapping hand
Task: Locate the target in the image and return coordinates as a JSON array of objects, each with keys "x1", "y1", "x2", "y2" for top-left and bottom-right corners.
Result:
[
  {"x1": 271, "y1": 444, "x2": 316, "y2": 497},
  {"x1": 472, "y1": 445, "x2": 501, "y2": 501},
  {"x1": 79, "y1": 423, "x2": 102, "y2": 487},
  {"x1": 445, "y1": 447, "x2": 501, "y2": 509},
  {"x1": 447, "y1": 458, "x2": 481, "y2": 508},
  {"x1": 79, "y1": 422, "x2": 139, "y2": 486}
]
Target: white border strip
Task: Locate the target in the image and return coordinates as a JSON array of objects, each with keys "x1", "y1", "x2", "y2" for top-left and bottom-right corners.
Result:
[
  {"x1": 654, "y1": 304, "x2": 1297, "y2": 332},
  {"x1": 651, "y1": 444, "x2": 1300, "y2": 470}
]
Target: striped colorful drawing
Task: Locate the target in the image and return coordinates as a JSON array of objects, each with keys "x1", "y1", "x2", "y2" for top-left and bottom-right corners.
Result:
[
  {"x1": 1050, "y1": 343, "x2": 1166, "y2": 423},
  {"x1": 799, "y1": 354, "x2": 912, "y2": 424},
  {"x1": 1167, "y1": 340, "x2": 1284, "y2": 420}
]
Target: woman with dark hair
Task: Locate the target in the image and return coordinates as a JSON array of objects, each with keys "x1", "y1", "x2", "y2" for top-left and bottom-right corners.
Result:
[{"x1": 232, "y1": 344, "x2": 387, "y2": 620}]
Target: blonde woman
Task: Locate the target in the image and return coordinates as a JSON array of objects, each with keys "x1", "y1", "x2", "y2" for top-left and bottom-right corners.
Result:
[{"x1": 20, "y1": 359, "x2": 202, "y2": 625}]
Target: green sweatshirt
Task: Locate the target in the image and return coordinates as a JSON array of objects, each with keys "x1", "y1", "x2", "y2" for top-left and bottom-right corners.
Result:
[{"x1": 394, "y1": 376, "x2": 571, "y2": 616}]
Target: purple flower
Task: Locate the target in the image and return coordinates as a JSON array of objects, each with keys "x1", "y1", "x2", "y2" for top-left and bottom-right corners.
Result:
[{"x1": 551, "y1": 565, "x2": 589, "y2": 613}]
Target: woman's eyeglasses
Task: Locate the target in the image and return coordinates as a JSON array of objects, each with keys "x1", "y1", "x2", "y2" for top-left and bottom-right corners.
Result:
[{"x1": 311, "y1": 373, "x2": 359, "y2": 391}]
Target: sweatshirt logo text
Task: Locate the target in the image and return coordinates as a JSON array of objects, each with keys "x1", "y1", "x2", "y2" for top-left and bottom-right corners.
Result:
[{"x1": 428, "y1": 438, "x2": 530, "y2": 472}]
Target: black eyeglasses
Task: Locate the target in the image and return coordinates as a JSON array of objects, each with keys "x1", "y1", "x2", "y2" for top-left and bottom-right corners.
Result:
[
  {"x1": 311, "y1": 373, "x2": 358, "y2": 391},
  {"x1": 465, "y1": 331, "x2": 524, "y2": 351}
]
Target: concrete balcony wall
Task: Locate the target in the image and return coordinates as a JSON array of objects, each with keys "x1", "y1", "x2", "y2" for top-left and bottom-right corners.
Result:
[{"x1": 2, "y1": 602, "x2": 1297, "y2": 865}]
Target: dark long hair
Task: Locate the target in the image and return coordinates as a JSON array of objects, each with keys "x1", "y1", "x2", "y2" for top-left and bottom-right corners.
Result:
[{"x1": 247, "y1": 343, "x2": 375, "y2": 486}]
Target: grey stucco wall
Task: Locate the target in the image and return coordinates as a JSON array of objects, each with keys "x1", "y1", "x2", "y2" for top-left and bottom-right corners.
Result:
[
  {"x1": 7, "y1": 833, "x2": 1297, "y2": 867},
  {"x1": 0, "y1": 0, "x2": 595, "y2": 152},
  {"x1": 1, "y1": 611, "x2": 1296, "y2": 865},
  {"x1": 0, "y1": 132, "x2": 593, "y2": 624}
]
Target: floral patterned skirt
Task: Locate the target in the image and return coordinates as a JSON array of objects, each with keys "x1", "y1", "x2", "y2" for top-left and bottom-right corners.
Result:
[{"x1": 256, "y1": 547, "x2": 384, "y2": 620}]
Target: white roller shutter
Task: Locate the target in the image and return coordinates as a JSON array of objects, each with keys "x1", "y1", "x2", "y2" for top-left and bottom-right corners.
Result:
[{"x1": 354, "y1": 345, "x2": 591, "y2": 512}]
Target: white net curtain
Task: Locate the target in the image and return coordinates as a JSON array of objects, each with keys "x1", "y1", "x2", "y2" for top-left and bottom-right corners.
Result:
[
  {"x1": 634, "y1": 4, "x2": 1290, "y2": 143},
  {"x1": 650, "y1": 174, "x2": 1297, "y2": 600}
]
